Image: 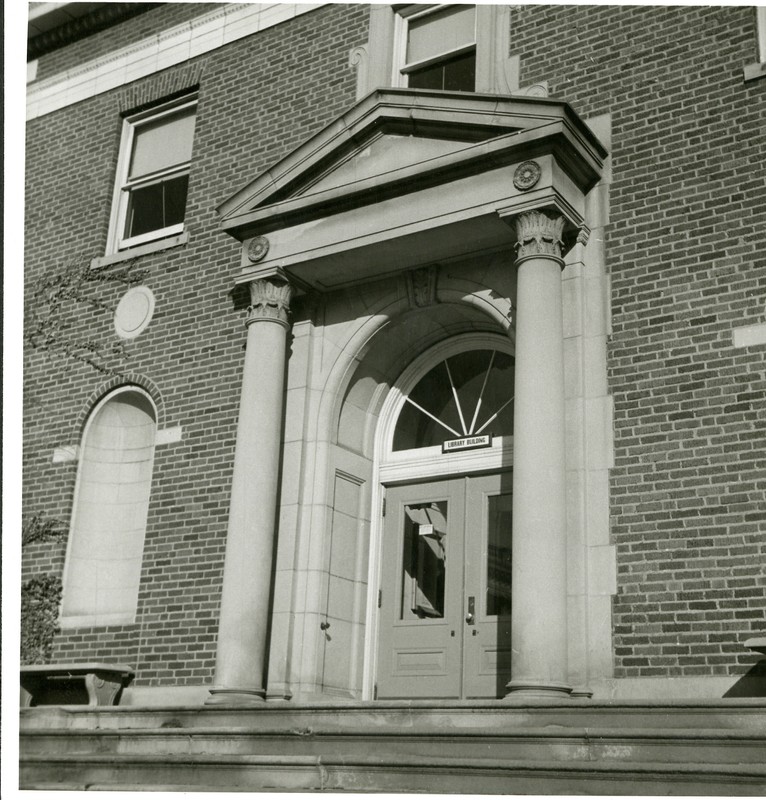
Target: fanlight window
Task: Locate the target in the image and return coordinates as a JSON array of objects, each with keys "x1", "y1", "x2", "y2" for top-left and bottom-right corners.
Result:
[{"x1": 393, "y1": 349, "x2": 514, "y2": 451}]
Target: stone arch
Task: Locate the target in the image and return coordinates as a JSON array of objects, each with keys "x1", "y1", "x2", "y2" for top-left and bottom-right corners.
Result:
[
  {"x1": 296, "y1": 257, "x2": 516, "y2": 699},
  {"x1": 320, "y1": 257, "x2": 516, "y2": 459},
  {"x1": 73, "y1": 373, "x2": 165, "y2": 437}
]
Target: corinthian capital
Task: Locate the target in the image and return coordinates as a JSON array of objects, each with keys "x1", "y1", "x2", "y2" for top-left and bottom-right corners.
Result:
[
  {"x1": 514, "y1": 210, "x2": 566, "y2": 264},
  {"x1": 246, "y1": 278, "x2": 293, "y2": 327}
]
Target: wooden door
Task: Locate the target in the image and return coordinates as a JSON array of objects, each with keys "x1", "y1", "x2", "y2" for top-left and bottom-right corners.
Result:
[{"x1": 376, "y1": 473, "x2": 512, "y2": 699}]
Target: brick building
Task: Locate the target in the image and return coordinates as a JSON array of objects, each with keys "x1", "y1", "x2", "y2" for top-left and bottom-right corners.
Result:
[{"x1": 18, "y1": 2, "x2": 766, "y2": 791}]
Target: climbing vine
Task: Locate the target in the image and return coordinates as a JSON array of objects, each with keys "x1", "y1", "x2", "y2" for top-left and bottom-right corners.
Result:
[
  {"x1": 21, "y1": 575, "x2": 63, "y2": 665},
  {"x1": 20, "y1": 514, "x2": 67, "y2": 664},
  {"x1": 24, "y1": 256, "x2": 148, "y2": 376}
]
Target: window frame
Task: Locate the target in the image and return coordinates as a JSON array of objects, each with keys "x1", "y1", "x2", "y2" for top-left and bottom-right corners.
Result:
[
  {"x1": 391, "y1": 4, "x2": 477, "y2": 90},
  {"x1": 107, "y1": 94, "x2": 197, "y2": 254}
]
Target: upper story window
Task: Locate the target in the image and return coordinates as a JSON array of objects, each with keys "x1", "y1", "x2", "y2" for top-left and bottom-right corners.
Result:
[
  {"x1": 394, "y1": 4, "x2": 476, "y2": 91},
  {"x1": 108, "y1": 95, "x2": 196, "y2": 253}
]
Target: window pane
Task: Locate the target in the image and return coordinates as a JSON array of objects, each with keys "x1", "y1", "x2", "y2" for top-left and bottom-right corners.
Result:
[
  {"x1": 408, "y1": 50, "x2": 476, "y2": 92},
  {"x1": 486, "y1": 493, "x2": 512, "y2": 616},
  {"x1": 393, "y1": 350, "x2": 514, "y2": 451},
  {"x1": 129, "y1": 107, "x2": 196, "y2": 179},
  {"x1": 125, "y1": 174, "x2": 189, "y2": 238},
  {"x1": 406, "y1": 5, "x2": 475, "y2": 65},
  {"x1": 401, "y1": 502, "x2": 448, "y2": 619}
]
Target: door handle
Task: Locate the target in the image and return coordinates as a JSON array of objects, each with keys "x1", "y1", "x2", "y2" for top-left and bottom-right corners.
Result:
[{"x1": 465, "y1": 595, "x2": 475, "y2": 625}]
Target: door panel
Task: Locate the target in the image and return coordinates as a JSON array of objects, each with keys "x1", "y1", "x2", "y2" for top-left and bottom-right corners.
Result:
[
  {"x1": 463, "y1": 474, "x2": 513, "y2": 698},
  {"x1": 376, "y1": 472, "x2": 512, "y2": 700},
  {"x1": 376, "y1": 479, "x2": 464, "y2": 699}
]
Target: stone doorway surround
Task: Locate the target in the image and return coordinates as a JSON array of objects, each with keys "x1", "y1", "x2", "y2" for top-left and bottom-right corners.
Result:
[{"x1": 213, "y1": 89, "x2": 613, "y2": 704}]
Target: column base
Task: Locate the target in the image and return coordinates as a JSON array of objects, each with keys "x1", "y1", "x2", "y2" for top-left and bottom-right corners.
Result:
[
  {"x1": 503, "y1": 680, "x2": 572, "y2": 700},
  {"x1": 205, "y1": 688, "x2": 266, "y2": 706}
]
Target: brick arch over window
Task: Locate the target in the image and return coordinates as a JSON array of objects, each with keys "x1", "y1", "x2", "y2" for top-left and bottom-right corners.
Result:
[
  {"x1": 116, "y1": 61, "x2": 205, "y2": 115},
  {"x1": 74, "y1": 374, "x2": 165, "y2": 438},
  {"x1": 61, "y1": 386, "x2": 157, "y2": 628}
]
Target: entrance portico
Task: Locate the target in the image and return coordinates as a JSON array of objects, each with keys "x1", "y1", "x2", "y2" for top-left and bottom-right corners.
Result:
[{"x1": 213, "y1": 89, "x2": 608, "y2": 704}]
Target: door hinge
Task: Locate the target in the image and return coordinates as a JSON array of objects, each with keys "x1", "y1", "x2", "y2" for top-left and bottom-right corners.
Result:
[
  {"x1": 373, "y1": 683, "x2": 378, "y2": 700},
  {"x1": 378, "y1": 589, "x2": 383, "y2": 608},
  {"x1": 381, "y1": 496, "x2": 386, "y2": 517}
]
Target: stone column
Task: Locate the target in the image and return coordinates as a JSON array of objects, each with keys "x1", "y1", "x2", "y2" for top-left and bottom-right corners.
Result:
[
  {"x1": 208, "y1": 277, "x2": 293, "y2": 705},
  {"x1": 506, "y1": 210, "x2": 572, "y2": 698}
]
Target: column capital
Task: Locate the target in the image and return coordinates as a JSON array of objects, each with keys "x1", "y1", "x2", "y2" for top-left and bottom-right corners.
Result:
[
  {"x1": 513, "y1": 210, "x2": 566, "y2": 266},
  {"x1": 246, "y1": 277, "x2": 293, "y2": 327}
]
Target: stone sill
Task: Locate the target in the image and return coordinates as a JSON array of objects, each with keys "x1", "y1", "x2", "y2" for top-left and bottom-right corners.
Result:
[
  {"x1": 743, "y1": 62, "x2": 766, "y2": 82},
  {"x1": 90, "y1": 231, "x2": 189, "y2": 270}
]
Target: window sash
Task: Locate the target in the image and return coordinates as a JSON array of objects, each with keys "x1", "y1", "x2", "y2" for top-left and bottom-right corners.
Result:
[
  {"x1": 107, "y1": 96, "x2": 196, "y2": 253},
  {"x1": 404, "y1": 5, "x2": 476, "y2": 68},
  {"x1": 394, "y1": 4, "x2": 476, "y2": 86}
]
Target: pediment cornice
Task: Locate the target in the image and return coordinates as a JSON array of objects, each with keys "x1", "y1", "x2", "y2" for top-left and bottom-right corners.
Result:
[{"x1": 219, "y1": 89, "x2": 607, "y2": 241}]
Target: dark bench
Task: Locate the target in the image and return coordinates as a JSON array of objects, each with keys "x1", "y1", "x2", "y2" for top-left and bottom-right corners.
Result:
[{"x1": 20, "y1": 663, "x2": 135, "y2": 707}]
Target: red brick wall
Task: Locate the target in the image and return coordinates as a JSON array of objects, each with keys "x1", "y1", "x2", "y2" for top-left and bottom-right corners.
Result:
[
  {"x1": 23, "y1": 2, "x2": 367, "y2": 685},
  {"x1": 514, "y1": 4, "x2": 766, "y2": 678}
]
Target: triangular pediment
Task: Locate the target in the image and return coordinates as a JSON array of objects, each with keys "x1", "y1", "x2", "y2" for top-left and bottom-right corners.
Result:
[
  {"x1": 301, "y1": 134, "x2": 477, "y2": 197},
  {"x1": 219, "y1": 88, "x2": 607, "y2": 240}
]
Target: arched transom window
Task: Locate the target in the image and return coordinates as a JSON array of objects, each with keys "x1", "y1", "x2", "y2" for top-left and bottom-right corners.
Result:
[{"x1": 393, "y1": 348, "x2": 514, "y2": 451}]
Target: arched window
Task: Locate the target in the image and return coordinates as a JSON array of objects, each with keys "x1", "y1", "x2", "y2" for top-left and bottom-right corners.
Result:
[
  {"x1": 393, "y1": 348, "x2": 514, "y2": 451},
  {"x1": 61, "y1": 389, "x2": 157, "y2": 627}
]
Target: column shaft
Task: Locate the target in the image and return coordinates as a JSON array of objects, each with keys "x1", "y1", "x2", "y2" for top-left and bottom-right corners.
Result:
[
  {"x1": 507, "y1": 211, "x2": 571, "y2": 697},
  {"x1": 208, "y1": 278, "x2": 292, "y2": 704}
]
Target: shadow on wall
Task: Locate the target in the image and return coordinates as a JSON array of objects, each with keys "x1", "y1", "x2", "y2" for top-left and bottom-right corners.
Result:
[{"x1": 723, "y1": 661, "x2": 766, "y2": 698}]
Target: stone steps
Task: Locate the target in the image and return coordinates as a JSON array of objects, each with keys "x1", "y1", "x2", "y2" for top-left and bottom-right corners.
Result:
[
  {"x1": 21, "y1": 726, "x2": 766, "y2": 765},
  {"x1": 20, "y1": 700, "x2": 766, "y2": 794}
]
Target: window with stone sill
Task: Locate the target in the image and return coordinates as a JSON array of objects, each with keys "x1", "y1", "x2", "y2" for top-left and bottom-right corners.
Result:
[
  {"x1": 744, "y1": 7, "x2": 766, "y2": 81},
  {"x1": 107, "y1": 95, "x2": 197, "y2": 254},
  {"x1": 393, "y1": 4, "x2": 477, "y2": 92}
]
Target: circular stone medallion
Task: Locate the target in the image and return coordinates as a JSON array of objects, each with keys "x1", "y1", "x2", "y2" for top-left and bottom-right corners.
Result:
[
  {"x1": 247, "y1": 235, "x2": 270, "y2": 263},
  {"x1": 114, "y1": 286, "x2": 155, "y2": 340},
  {"x1": 513, "y1": 161, "x2": 542, "y2": 191}
]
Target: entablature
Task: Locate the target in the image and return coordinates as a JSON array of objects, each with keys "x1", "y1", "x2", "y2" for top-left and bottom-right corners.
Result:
[{"x1": 219, "y1": 89, "x2": 607, "y2": 292}]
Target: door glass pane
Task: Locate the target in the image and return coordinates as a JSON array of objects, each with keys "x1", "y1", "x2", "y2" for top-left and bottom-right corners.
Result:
[
  {"x1": 401, "y1": 501, "x2": 447, "y2": 619},
  {"x1": 486, "y1": 493, "x2": 512, "y2": 616}
]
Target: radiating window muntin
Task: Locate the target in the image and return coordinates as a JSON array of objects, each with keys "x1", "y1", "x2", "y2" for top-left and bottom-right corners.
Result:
[{"x1": 393, "y1": 349, "x2": 514, "y2": 451}]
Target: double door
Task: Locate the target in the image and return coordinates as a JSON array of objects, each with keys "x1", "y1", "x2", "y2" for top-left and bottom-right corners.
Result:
[{"x1": 376, "y1": 473, "x2": 513, "y2": 699}]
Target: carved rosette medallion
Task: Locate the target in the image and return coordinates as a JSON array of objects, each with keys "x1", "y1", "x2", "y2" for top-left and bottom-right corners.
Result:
[
  {"x1": 247, "y1": 236, "x2": 270, "y2": 263},
  {"x1": 513, "y1": 161, "x2": 541, "y2": 191},
  {"x1": 514, "y1": 210, "x2": 566, "y2": 263},
  {"x1": 246, "y1": 278, "x2": 293, "y2": 327}
]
